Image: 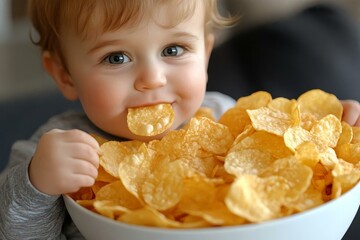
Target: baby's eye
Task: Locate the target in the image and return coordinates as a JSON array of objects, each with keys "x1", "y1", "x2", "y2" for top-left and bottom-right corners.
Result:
[
  {"x1": 104, "y1": 52, "x2": 131, "y2": 64},
  {"x1": 161, "y1": 46, "x2": 184, "y2": 57}
]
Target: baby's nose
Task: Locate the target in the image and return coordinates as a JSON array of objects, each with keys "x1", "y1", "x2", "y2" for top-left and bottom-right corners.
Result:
[{"x1": 134, "y1": 63, "x2": 167, "y2": 91}]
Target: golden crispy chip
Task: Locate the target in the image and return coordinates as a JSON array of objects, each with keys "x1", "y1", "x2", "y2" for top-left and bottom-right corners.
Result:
[
  {"x1": 180, "y1": 156, "x2": 221, "y2": 178},
  {"x1": 68, "y1": 187, "x2": 93, "y2": 200},
  {"x1": 193, "y1": 107, "x2": 216, "y2": 121},
  {"x1": 260, "y1": 157, "x2": 313, "y2": 202},
  {"x1": 224, "y1": 149, "x2": 275, "y2": 177},
  {"x1": 178, "y1": 176, "x2": 246, "y2": 226},
  {"x1": 118, "y1": 206, "x2": 181, "y2": 228},
  {"x1": 127, "y1": 103, "x2": 174, "y2": 136},
  {"x1": 268, "y1": 98, "x2": 300, "y2": 126},
  {"x1": 236, "y1": 91, "x2": 272, "y2": 109},
  {"x1": 142, "y1": 160, "x2": 189, "y2": 211},
  {"x1": 332, "y1": 169, "x2": 360, "y2": 195},
  {"x1": 96, "y1": 180, "x2": 142, "y2": 210},
  {"x1": 231, "y1": 131, "x2": 293, "y2": 159},
  {"x1": 297, "y1": 89, "x2": 343, "y2": 121},
  {"x1": 225, "y1": 174, "x2": 289, "y2": 222},
  {"x1": 247, "y1": 107, "x2": 293, "y2": 136},
  {"x1": 310, "y1": 114, "x2": 342, "y2": 148},
  {"x1": 92, "y1": 181, "x2": 108, "y2": 195},
  {"x1": 318, "y1": 147, "x2": 339, "y2": 170},
  {"x1": 100, "y1": 141, "x2": 142, "y2": 178},
  {"x1": 352, "y1": 126, "x2": 360, "y2": 143},
  {"x1": 148, "y1": 129, "x2": 186, "y2": 159},
  {"x1": 337, "y1": 122, "x2": 353, "y2": 146},
  {"x1": 286, "y1": 185, "x2": 324, "y2": 212},
  {"x1": 218, "y1": 107, "x2": 251, "y2": 138},
  {"x1": 93, "y1": 200, "x2": 129, "y2": 219},
  {"x1": 184, "y1": 117, "x2": 234, "y2": 156},
  {"x1": 335, "y1": 143, "x2": 360, "y2": 164},
  {"x1": 284, "y1": 126, "x2": 314, "y2": 152},
  {"x1": 294, "y1": 142, "x2": 320, "y2": 169},
  {"x1": 96, "y1": 166, "x2": 118, "y2": 183},
  {"x1": 117, "y1": 144, "x2": 157, "y2": 200},
  {"x1": 300, "y1": 112, "x2": 318, "y2": 131},
  {"x1": 76, "y1": 199, "x2": 96, "y2": 210}
]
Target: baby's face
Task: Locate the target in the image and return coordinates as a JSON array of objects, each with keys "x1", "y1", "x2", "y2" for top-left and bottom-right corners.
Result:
[{"x1": 58, "y1": 2, "x2": 213, "y2": 141}]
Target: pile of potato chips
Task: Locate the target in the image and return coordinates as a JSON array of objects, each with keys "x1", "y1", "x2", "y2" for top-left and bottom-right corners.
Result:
[{"x1": 69, "y1": 89, "x2": 360, "y2": 227}]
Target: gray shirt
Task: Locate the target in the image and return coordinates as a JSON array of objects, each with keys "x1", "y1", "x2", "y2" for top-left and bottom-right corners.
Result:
[{"x1": 0, "y1": 92, "x2": 235, "y2": 240}]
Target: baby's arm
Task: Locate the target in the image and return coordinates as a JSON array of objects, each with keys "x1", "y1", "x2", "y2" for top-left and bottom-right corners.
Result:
[
  {"x1": 341, "y1": 100, "x2": 360, "y2": 126},
  {"x1": 0, "y1": 126, "x2": 99, "y2": 239}
]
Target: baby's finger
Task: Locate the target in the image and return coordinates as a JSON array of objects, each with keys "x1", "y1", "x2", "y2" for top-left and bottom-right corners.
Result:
[
  {"x1": 341, "y1": 100, "x2": 360, "y2": 126},
  {"x1": 355, "y1": 116, "x2": 360, "y2": 127},
  {"x1": 72, "y1": 159, "x2": 98, "y2": 179},
  {"x1": 65, "y1": 129, "x2": 101, "y2": 151},
  {"x1": 69, "y1": 143, "x2": 100, "y2": 168}
]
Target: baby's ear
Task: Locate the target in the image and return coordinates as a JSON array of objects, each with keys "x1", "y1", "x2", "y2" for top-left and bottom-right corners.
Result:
[{"x1": 42, "y1": 51, "x2": 78, "y2": 101}]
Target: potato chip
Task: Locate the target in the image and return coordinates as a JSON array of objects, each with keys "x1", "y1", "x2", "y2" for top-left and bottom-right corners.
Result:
[
  {"x1": 193, "y1": 107, "x2": 216, "y2": 121},
  {"x1": 218, "y1": 107, "x2": 251, "y2": 138},
  {"x1": 352, "y1": 126, "x2": 360, "y2": 143},
  {"x1": 127, "y1": 103, "x2": 174, "y2": 136},
  {"x1": 142, "y1": 160, "x2": 189, "y2": 211},
  {"x1": 300, "y1": 112, "x2": 318, "y2": 131},
  {"x1": 93, "y1": 200, "x2": 129, "y2": 219},
  {"x1": 230, "y1": 131, "x2": 293, "y2": 159},
  {"x1": 178, "y1": 176, "x2": 245, "y2": 226},
  {"x1": 235, "y1": 91, "x2": 272, "y2": 109},
  {"x1": 310, "y1": 114, "x2": 342, "y2": 148},
  {"x1": 224, "y1": 149, "x2": 275, "y2": 177},
  {"x1": 297, "y1": 89, "x2": 343, "y2": 120},
  {"x1": 260, "y1": 157, "x2": 313, "y2": 202},
  {"x1": 117, "y1": 144, "x2": 157, "y2": 200},
  {"x1": 294, "y1": 142, "x2": 320, "y2": 169},
  {"x1": 247, "y1": 107, "x2": 293, "y2": 136},
  {"x1": 118, "y1": 206, "x2": 181, "y2": 228},
  {"x1": 96, "y1": 180, "x2": 142, "y2": 210},
  {"x1": 286, "y1": 185, "x2": 324, "y2": 212},
  {"x1": 335, "y1": 143, "x2": 360, "y2": 164},
  {"x1": 337, "y1": 122, "x2": 353, "y2": 146},
  {"x1": 225, "y1": 174, "x2": 289, "y2": 222},
  {"x1": 100, "y1": 141, "x2": 142, "y2": 178},
  {"x1": 184, "y1": 117, "x2": 234, "y2": 156}
]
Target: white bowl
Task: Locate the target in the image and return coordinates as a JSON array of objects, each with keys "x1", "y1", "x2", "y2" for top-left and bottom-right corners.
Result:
[{"x1": 63, "y1": 181, "x2": 360, "y2": 240}]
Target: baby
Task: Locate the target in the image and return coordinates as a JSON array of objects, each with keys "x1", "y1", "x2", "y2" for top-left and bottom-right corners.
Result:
[{"x1": 0, "y1": 0, "x2": 359, "y2": 239}]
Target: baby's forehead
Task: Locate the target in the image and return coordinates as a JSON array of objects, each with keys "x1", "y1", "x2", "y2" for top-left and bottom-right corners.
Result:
[{"x1": 64, "y1": 0, "x2": 202, "y2": 42}]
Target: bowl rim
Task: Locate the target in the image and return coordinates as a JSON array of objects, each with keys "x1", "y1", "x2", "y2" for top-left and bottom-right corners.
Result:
[{"x1": 63, "y1": 179, "x2": 360, "y2": 234}]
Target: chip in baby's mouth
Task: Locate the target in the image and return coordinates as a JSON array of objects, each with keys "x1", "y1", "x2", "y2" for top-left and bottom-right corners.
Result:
[{"x1": 127, "y1": 103, "x2": 174, "y2": 136}]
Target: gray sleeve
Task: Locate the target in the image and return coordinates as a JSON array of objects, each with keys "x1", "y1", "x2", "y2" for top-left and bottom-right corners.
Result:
[
  {"x1": 0, "y1": 140, "x2": 67, "y2": 240},
  {"x1": 0, "y1": 112, "x2": 92, "y2": 240}
]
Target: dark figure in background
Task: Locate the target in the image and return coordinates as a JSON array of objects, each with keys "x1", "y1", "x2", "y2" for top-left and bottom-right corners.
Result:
[
  {"x1": 207, "y1": 4, "x2": 360, "y2": 240},
  {"x1": 208, "y1": 4, "x2": 360, "y2": 101}
]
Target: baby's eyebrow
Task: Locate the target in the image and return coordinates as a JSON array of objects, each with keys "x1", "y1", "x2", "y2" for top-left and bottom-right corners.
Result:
[
  {"x1": 88, "y1": 39, "x2": 126, "y2": 55},
  {"x1": 170, "y1": 31, "x2": 199, "y2": 41}
]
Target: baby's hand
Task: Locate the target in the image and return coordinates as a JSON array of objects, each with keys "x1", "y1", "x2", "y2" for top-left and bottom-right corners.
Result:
[
  {"x1": 29, "y1": 129, "x2": 100, "y2": 196},
  {"x1": 341, "y1": 100, "x2": 360, "y2": 127}
]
